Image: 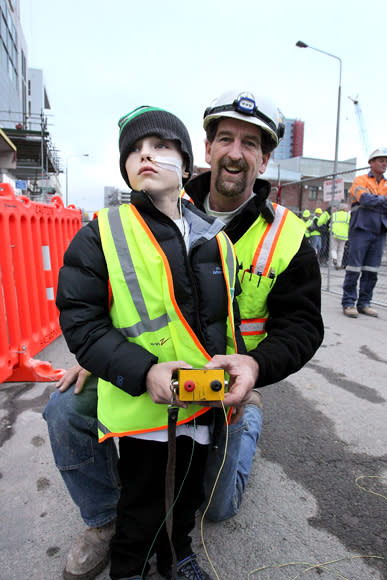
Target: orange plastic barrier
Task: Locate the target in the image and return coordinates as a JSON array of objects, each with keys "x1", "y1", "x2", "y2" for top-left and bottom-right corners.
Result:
[{"x1": 0, "y1": 182, "x2": 82, "y2": 383}]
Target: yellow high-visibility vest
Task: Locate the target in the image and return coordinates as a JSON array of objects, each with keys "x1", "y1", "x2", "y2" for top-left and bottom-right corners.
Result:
[
  {"x1": 97, "y1": 204, "x2": 238, "y2": 441},
  {"x1": 235, "y1": 203, "x2": 306, "y2": 351}
]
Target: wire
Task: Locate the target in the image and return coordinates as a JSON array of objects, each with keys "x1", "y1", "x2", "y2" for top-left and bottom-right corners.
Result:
[
  {"x1": 248, "y1": 555, "x2": 385, "y2": 580},
  {"x1": 247, "y1": 472, "x2": 387, "y2": 579},
  {"x1": 200, "y1": 401, "x2": 229, "y2": 580},
  {"x1": 140, "y1": 417, "x2": 197, "y2": 579},
  {"x1": 355, "y1": 475, "x2": 387, "y2": 500}
]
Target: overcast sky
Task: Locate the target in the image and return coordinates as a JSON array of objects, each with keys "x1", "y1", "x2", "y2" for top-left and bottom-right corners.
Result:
[{"x1": 20, "y1": 0, "x2": 387, "y2": 211}]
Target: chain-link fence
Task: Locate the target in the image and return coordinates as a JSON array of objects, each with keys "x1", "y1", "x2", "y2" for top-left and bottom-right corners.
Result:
[{"x1": 317, "y1": 241, "x2": 387, "y2": 308}]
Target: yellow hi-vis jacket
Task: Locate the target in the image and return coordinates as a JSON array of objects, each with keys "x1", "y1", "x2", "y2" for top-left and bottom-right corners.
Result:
[
  {"x1": 236, "y1": 203, "x2": 306, "y2": 352},
  {"x1": 331, "y1": 210, "x2": 350, "y2": 241},
  {"x1": 96, "y1": 204, "x2": 238, "y2": 442}
]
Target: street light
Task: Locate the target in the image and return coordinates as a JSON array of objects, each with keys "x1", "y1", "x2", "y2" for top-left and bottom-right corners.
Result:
[
  {"x1": 65, "y1": 154, "x2": 89, "y2": 206},
  {"x1": 296, "y1": 41, "x2": 342, "y2": 290},
  {"x1": 295, "y1": 41, "x2": 342, "y2": 198}
]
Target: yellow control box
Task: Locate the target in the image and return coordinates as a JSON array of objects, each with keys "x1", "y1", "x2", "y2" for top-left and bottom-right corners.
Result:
[{"x1": 175, "y1": 368, "x2": 225, "y2": 402}]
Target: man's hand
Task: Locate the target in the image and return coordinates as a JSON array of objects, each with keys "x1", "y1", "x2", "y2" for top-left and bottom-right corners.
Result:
[
  {"x1": 204, "y1": 354, "x2": 259, "y2": 408},
  {"x1": 146, "y1": 361, "x2": 192, "y2": 407},
  {"x1": 56, "y1": 364, "x2": 91, "y2": 394}
]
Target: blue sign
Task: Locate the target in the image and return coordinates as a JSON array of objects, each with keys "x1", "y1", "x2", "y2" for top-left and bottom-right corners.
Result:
[{"x1": 15, "y1": 180, "x2": 27, "y2": 190}]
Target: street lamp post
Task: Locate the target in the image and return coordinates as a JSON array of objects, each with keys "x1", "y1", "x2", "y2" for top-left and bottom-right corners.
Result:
[
  {"x1": 65, "y1": 154, "x2": 89, "y2": 206},
  {"x1": 296, "y1": 41, "x2": 342, "y2": 290}
]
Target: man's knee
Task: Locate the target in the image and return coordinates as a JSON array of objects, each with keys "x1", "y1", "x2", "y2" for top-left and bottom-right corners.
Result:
[
  {"x1": 43, "y1": 387, "x2": 72, "y2": 429},
  {"x1": 204, "y1": 498, "x2": 239, "y2": 522},
  {"x1": 43, "y1": 376, "x2": 98, "y2": 428}
]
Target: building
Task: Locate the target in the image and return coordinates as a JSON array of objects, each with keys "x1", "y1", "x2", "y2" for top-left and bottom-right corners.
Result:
[
  {"x1": 264, "y1": 156, "x2": 358, "y2": 215},
  {"x1": 272, "y1": 114, "x2": 304, "y2": 161},
  {"x1": 0, "y1": 0, "x2": 60, "y2": 198},
  {"x1": 104, "y1": 186, "x2": 130, "y2": 208}
]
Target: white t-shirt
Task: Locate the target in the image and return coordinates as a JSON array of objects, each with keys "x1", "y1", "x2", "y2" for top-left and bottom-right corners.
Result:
[{"x1": 203, "y1": 192, "x2": 255, "y2": 225}]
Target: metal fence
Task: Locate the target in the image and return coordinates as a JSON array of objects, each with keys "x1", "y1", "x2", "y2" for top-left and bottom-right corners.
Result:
[{"x1": 318, "y1": 242, "x2": 387, "y2": 308}]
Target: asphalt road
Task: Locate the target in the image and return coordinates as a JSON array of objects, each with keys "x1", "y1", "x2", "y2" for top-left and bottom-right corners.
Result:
[{"x1": 0, "y1": 291, "x2": 386, "y2": 580}]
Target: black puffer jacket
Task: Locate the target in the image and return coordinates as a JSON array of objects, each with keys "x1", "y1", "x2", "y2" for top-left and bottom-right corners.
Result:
[
  {"x1": 56, "y1": 190, "x2": 244, "y2": 395},
  {"x1": 185, "y1": 172, "x2": 324, "y2": 388}
]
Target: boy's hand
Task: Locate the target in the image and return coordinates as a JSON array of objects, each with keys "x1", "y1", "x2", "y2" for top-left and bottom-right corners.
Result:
[
  {"x1": 146, "y1": 361, "x2": 192, "y2": 407},
  {"x1": 57, "y1": 364, "x2": 91, "y2": 394}
]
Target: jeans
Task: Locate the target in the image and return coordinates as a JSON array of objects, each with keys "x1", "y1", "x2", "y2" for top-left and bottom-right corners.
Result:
[
  {"x1": 43, "y1": 375, "x2": 120, "y2": 527},
  {"x1": 309, "y1": 235, "x2": 322, "y2": 256},
  {"x1": 43, "y1": 377, "x2": 263, "y2": 526},
  {"x1": 202, "y1": 404, "x2": 263, "y2": 521},
  {"x1": 342, "y1": 229, "x2": 386, "y2": 308}
]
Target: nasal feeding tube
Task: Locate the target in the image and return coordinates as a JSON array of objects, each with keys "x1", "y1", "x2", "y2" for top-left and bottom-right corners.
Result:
[
  {"x1": 150, "y1": 155, "x2": 183, "y2": 190},
  {"x1": 149, "y1": 155, "x2": 186, "y2": 237}
]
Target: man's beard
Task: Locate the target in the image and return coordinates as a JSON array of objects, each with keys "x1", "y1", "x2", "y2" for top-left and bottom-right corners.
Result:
[{"x1": 213, "y1": 161, "x2": 248, "y2": 198}]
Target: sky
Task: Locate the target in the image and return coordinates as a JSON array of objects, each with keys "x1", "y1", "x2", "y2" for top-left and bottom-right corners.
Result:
[{"x1": 19, "y1": 0, "x2": 387, "y2": 211}]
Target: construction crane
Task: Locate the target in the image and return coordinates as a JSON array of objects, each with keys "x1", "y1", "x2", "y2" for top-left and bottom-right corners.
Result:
[{"x1": 348, "y1": 96, "x2": 370, "y2": 158}]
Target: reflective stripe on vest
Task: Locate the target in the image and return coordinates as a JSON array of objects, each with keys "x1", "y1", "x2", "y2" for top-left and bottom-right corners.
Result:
[
  {"x1": 97, "y1": 204, "x2": 237, "y2": 441},
  {"x1": 107, "y1": 207, "x2": 170, "y2": 337},
  {"x1": 235, "y1": 204, "x2": 306, "y2": 351},
  {"x1": 239, "y1": 317, "x2": 266, "y2": 336}
]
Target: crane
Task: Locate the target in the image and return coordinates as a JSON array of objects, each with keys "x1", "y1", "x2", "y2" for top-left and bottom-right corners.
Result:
[{"x1": 348, "y1": 96, "x2": 370, "y2": 158}]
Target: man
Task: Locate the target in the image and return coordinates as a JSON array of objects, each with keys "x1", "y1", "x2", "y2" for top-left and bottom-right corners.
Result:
[
  {"x1": 44, "y1": 89, "x2": 323, "y2": 580},
  {"x1": 308, "y1": 208, "x2": 323, "y2": 257},
  {"x1": 301, "y1": 209, "x2": 311, "y2": 239},
  {"x1": 329, "y1": 203, "x2": 350, "y2": 269},
  {"x1": 316, "y1": 206, "x2": 331, "y2": 265},
  {"x1": 342, "y1": 148, "x2": 387, "y2": 318}
]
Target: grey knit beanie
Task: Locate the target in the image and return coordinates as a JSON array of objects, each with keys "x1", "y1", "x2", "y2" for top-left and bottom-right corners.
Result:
[{"x1": 118, "y1": 106, "x2": 194, "y2": 188}]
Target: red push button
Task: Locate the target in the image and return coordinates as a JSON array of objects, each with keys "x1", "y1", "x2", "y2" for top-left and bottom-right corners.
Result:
[{"x1": 184, "y1": 380, "x2": 196, "y2": 392}]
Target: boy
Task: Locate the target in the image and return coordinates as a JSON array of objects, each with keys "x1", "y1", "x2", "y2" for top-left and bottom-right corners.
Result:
[{"x1": 56, "y1": 106, "x2": 248, "y2": 580}]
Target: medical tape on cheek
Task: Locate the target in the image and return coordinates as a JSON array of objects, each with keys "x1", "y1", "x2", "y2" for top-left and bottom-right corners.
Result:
[{"x1": 151, "y1": 156, "x2": 183, "y2": 188}]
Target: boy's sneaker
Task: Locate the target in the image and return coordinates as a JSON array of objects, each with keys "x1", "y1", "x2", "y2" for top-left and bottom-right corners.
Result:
[{"x1": 159, "y1": 553, "x2": 213, "y2": 580}]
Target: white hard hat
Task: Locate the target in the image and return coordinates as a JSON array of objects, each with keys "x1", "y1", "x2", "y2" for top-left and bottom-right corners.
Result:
[
  {"x1": 368, "y1": 148, "x2": 387, "y2": 162},
  {"x1": 203, "y1": 89, "x2": 284, "y2": 146}
]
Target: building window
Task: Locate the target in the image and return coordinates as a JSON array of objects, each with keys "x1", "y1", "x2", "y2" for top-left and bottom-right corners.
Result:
[
  {"x1": 308, "y1": 186, "x2": 318, "y2": 201},
  {"x1": 0, "y1": 1, "x2": 17, "y2": 81}
]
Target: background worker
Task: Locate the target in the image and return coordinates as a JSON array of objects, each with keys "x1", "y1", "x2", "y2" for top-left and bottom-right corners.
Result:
[
  {"x1": 342, "y1": 148, "x2": 387, "y2": 318},
  {"x1": 44, "y1": 89, "x2": 324, "y2": 580},
  {"x1": 317, "y1": 206, "x2": 331, "y2": 265},
  {"x1": 308, "y1": 207, "x2": 323, "y2": 258},
  {"x1": 329, "y1": 203, "x2": 350, "y2": 269},
  {"x1": 301, "y1": 208, "x2": 311, "y2": 239}
]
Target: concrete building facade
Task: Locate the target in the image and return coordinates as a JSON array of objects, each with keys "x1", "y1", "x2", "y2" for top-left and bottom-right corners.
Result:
[{"x1": 0, "y1": 0, "x2": 60, "y2": 197}]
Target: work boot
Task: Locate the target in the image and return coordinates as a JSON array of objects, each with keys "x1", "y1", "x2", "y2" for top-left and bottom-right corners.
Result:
[
  {"x1": 63, "y1": 519, "x2": 116, "y2": 580},
  {"x1": 245, "y1": 388, "x2": 263, "y2": 409},
  {"x1": 159, "y1": 553, "x2": 213, "y2": 580},
  {"x1": 358, "y1": 306, "x2": 378, "y2": 317},
  {"x1": 343, "y1": 306, "x2": 358, "y2": 318}
]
